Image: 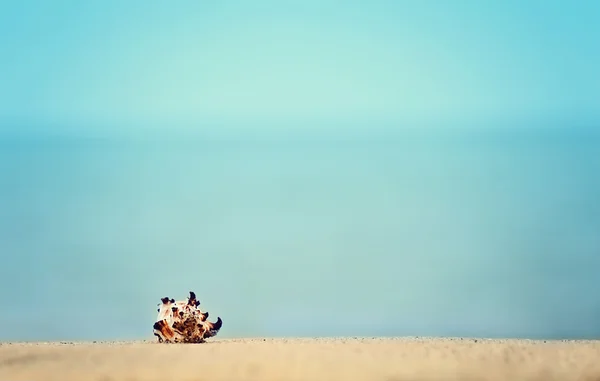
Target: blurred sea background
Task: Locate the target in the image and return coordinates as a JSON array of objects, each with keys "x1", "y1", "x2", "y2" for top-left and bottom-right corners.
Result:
[{"x1": 1, "y1": 1, "x2": 599, "y2": 341}]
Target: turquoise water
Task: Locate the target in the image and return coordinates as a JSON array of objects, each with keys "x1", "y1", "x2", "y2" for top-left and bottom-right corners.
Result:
[{"x1": 1, "y1": 127, "x2": 599, "y2": 341}]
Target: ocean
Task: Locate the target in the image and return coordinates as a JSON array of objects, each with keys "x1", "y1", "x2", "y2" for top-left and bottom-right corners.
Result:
[{"x1": 1, "y1": 126, "x2": 599, "y2": 341}]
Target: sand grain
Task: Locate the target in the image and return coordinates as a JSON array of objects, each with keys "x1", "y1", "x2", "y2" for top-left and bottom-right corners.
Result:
[{"x1": 1, "y1": 337, "x2": 599, "y2": 381}]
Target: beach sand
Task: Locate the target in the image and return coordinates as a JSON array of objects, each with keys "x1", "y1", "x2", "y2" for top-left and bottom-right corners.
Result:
[{"x1": 1, "y1": 337, "x2": 599, "y2": 381}]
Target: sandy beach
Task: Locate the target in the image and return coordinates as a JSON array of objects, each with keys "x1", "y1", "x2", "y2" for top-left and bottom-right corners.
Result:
[{"x1": 1, "y1": 337, "x2": 599, "y2": 381}]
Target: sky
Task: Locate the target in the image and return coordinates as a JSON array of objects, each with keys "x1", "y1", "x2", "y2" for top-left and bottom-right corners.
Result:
[
  {"x1": 0, "y1": 1, "x2": 599, "y2": 342},
  {"x1": 1, "y1": 0, "x2": 599, "y2": 135}
]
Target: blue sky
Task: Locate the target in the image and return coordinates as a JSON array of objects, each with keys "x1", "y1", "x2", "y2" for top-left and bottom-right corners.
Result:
[
  {"x1": 1, "y1": 0, "x2": 599, "y2": 135},
  {"x1": 1, "y1": 1, "x2": 600, "y2": 341}
]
